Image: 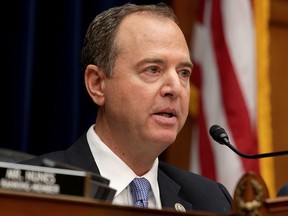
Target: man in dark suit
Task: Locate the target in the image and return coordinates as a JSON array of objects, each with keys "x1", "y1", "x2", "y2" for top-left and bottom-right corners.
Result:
[
  {"x1": 277, "y1": 184, "x2": 288, "y2": 197},
  {"x1": 22, "y1": 3, "x2": 232, "y2": 214}
]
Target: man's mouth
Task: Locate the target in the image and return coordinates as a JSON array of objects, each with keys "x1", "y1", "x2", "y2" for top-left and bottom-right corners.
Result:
[{"x1": 156, "y1": 112, "x2": 175, "y2": 118}]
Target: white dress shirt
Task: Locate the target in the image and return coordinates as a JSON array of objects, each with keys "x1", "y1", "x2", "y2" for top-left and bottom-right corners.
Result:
[{"x1": 86, "y1": 124, "x2": 162, "y2": 209}]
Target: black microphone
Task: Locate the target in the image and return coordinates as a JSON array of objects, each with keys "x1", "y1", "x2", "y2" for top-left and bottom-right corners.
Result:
[{"x1": 209, "y1": 124, "x2": 288, "y2": 159}]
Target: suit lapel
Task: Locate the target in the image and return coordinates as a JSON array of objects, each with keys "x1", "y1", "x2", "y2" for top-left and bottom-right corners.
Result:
[
  {"x1": 67, "y1": 132, "x2": 193, "y2": 211},
  {"x1": 158, "y1": 169, "x2": 193, "y2": 211},
  {"x1": 65, "y1": 132, "x2": 100, "y2": 174}
]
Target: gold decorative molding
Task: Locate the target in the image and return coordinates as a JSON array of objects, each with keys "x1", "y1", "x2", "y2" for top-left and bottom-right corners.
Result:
[{"x1": 233, "y1": 172, "x2": 269, "y2": 216}]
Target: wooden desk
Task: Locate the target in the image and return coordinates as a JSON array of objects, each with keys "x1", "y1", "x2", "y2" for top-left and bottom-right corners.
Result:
[
  {"x1": 0, "y1": 172, "x2": 287, "y2": 216},
  {"x1": 0, "y1": 189, "x2": 230, "y2": 216}
]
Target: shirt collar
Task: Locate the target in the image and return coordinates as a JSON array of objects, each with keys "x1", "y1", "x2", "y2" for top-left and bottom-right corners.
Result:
[{"x1": 86, "y1": 125, "x2": 159, "y2": 199}]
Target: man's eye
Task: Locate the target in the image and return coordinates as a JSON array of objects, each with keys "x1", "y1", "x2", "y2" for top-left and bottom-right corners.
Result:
[
  {"x1": 179, "y1": 70, "x2": 191, "y2": 78},
  {"x1": 146, "y1": 66, "x2": 159, "y2": 74}
]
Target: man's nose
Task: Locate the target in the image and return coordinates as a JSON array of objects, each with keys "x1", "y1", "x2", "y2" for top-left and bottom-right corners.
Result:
[{"x1": 160, "y1": 70, "x2": 182, "y2": 99}]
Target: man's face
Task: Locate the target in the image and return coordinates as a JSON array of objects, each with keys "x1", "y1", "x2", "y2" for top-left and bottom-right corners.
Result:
[{"x1": 102, "y1": 13, "x2": 192, "y2": 152}]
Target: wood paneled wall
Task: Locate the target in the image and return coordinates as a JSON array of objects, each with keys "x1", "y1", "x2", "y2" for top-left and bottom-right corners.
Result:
[
  {"x1": 269, "y1": 0, "x2": 288, "y2": 196},
  {"x1": 161, "y1": 0, "x2": 288, "y2": 197}
]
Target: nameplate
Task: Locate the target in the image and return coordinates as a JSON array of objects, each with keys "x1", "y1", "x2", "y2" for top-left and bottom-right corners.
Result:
[{"x1": 0, "y1": 161, "x2": 116, "y2": 201}]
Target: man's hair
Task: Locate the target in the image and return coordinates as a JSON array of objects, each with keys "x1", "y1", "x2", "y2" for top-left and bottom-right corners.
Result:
[{"x1": 81, "y1": 3, "x2": 178, "y2": 77}]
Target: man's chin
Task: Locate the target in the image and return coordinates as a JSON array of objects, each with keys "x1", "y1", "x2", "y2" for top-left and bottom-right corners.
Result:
[{"x1": 151, "y1": 133, "x2": 177, "y2": 146}]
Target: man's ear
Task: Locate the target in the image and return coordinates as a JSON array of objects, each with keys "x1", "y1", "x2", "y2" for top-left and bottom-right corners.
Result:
[{"x1": 84, "y1": 64, "x2": 105, "y2": 106}]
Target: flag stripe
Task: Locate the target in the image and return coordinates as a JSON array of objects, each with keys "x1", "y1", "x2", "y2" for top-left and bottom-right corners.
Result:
[{"x1": 198, "y1": 89, "x2": 216, "y2": 180}]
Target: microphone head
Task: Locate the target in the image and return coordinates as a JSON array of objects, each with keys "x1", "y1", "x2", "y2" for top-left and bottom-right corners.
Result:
[{"x1": 209, "y1": 125, "x2": 229, "y2": 145}]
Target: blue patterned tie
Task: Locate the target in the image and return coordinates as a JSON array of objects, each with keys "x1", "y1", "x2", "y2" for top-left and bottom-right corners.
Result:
[{"x1": 130, "y1": 178, "x2": 151, "y2": 208}]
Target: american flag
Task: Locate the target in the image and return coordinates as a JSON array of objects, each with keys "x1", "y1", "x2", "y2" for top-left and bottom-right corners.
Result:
[{"x1": 189, "y1": 0, "x2": 273, "y2": 195}]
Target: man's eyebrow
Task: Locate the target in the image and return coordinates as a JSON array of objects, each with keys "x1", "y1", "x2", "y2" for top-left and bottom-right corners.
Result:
[
  {"x1": 136, "y1": 58, "x2": 193, "y2": 69},
  {"x1": 179, "y1": 61, "x2": 193, "y2": 70},
  {"x1": 136, "y1": 58, "x2": 165, "y2": 67}
]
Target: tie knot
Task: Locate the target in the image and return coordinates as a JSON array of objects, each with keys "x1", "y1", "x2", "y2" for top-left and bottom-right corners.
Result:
[{"x1": 130, "y1": 178, "x2": 151, "y2": 208}]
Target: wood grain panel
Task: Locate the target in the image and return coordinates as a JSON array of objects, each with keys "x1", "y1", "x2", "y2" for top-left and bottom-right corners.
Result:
[{"x1": 269, "y1": 0, "x2": 288, "y2": 195}]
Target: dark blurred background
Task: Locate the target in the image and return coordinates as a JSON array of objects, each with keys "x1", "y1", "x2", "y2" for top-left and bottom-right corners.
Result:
[{"x1": 0, "y1": 0, "x2": 171, "y2": 156}]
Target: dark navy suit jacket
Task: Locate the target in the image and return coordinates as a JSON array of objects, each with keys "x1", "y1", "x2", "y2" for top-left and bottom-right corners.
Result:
[
  {"x1": 277, "y1": 184, "x2": 288, "y2": 197},
  {"x1": 21, "y1": 131, "x2": 232, "y2": 214}
]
